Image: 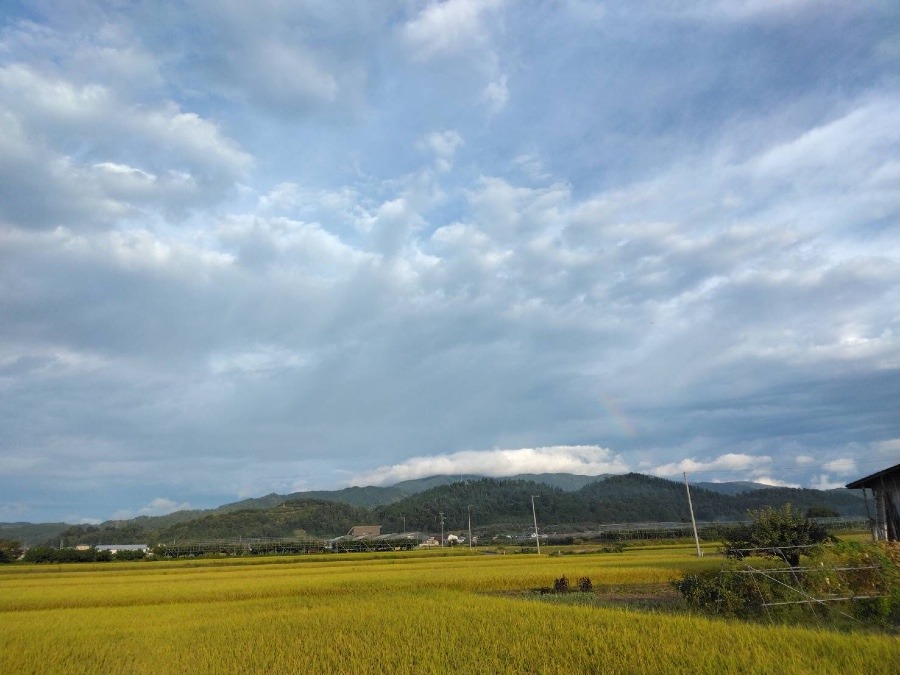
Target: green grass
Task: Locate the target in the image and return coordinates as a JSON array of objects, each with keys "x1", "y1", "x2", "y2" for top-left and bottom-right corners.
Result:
[{"x1": 0, "y1": 544, "x2": 896, "y2": 674}]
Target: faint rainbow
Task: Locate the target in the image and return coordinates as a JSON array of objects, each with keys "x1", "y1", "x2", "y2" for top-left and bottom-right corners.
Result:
[{"x1": 598, "y1": 392, "x2": 638, "y2": 437}]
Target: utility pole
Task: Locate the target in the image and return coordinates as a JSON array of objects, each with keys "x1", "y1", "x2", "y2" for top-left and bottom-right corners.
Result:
[
  {"x1": 530, "y1": 495, "x2": 540, "y2": 555},
  {"x1": 468, "y1": 505, "x2": 473, "y2": 548},
  {"x1": 439, "y1": 511, "x2": 445, "y2": 548},
  {"x1": 402, "y1": 516, "x2": 406, "y2": 535},
  {"x1": 683, "y1": 472, "x2": 703, "y2": 557}
]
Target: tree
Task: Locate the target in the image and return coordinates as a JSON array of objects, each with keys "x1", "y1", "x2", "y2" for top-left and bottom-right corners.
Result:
[
  {"x1": 23, "y1": 546, "x2": 56, "y2": 563},
  {"x1": 0, "y1": 539, "x2": 23, "y2": 563},
  {"x1": 724, "y1": 504, "x2": 830, "y2": 567}
]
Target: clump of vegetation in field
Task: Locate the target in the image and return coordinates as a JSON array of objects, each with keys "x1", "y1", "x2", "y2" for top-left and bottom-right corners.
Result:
[
  {"x1": 535, "y1": 575, "x2": 593, "y2": 595},
  {"x1": 676, "y1": 541, "x2": 900, "y2": 628},
  {"x1": 554, "y1": 575, "x2": 570, "y2": 593},
  {"x1": 674, "y1": 505, "x2": 900, "y2": 630}
]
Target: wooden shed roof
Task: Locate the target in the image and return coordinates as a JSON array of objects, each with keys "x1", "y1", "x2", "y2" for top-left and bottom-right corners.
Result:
[{"x1": 846, "y1": 462, "x2": 900, "y2": 489}]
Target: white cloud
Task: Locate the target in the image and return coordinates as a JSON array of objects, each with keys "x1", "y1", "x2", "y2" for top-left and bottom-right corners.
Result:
[
  {"x1": 872, "y1": 439, "x2": 900, "y2": 456},
  {"x1": 64, "y1": 515, "x2": 103, "y2": 526},
  {"x1": 823, "y1": 458, "x2": 858, "y2": 476},
  {"x1": 111, "y1": 497, "x2": 192, "y2": 520},
  {"x1": 209, "y1": 345, "x2": 309, "y2": 376},
  {"x1": 0, "y1": 64, "x2": 251, "y2": 228},
  {"x1": 652, "y1": 453, "x2": 770, "y2": 478},
  {"x1": 217, "y1": 214, "x2": 370, "y2": 273},
  {"x1": 795, "y1": 455, "x2": 815, "y2": 466},
  {"x1": 0, "y1": 66, "x2": 250, "y2": 174},
  {"x1": 482, "y1": 74, "x2": 509, "y2": 114},
  {"x1": 468, "y1": 177, "x2": 570, "y2": 243},
  {"x1": 809, "y1": 474, "x2": 845, "y2": 491},
  {"x1": 417, "y1": 130, "x2": 464, "y2": 172},
  {"x1": 749, "y1": 98, "x2": 900, "y2": 189},
  {"x1": 247, "y1": 40, "x2": 339, "y2": 105},
  {"x1": 351, "y1": 445, "x2": 628, "y2": 486},
  {"x1": 403, "y1": 0, "x2": 505, "y2": 60},
  {"x1": 11, "y1": 226, "x2": 234, "y2": 279},
  {"x1": 514, "y1": 154, "x2": 552, "y2": 182},
  {"x1": 753, "y1": 476, "x2": 801, "y2": 488}
]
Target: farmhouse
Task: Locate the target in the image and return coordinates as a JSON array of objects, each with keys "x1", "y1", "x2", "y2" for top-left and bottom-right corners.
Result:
[{"x1": 846, "y1": 462, "x2": 900, "y2": 541}]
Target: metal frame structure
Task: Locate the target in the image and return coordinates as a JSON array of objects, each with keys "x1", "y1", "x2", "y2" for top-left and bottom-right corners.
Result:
[
  {"x1": 161, "y1": 537, "x2": 327, "y2": 558},
  {"x1": 328, "y1": 533, "x2": 426, "y2": 553}
]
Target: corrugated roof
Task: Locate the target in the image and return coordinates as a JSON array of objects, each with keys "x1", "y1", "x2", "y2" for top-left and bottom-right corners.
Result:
[{"x1": 846, "y1": 462, "x2": 900, "y2": 489}]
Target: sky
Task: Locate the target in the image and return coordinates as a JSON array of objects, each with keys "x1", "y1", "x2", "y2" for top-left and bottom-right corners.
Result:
[{"x1": 1, "y1": 0, "x2": 898, "y2": 524}]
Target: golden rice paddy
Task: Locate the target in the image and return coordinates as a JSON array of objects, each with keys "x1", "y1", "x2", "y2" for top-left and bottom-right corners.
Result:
[{"x1": 1, "y1": 544, "x2": 896, "y2": 674}]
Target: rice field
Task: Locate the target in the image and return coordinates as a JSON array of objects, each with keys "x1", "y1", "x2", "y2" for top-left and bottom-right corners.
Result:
[{"x1": 1, "y1": 544, "x2": 897, "y2": 674}]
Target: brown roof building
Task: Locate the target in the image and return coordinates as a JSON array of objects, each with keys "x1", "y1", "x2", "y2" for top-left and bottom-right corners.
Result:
[
  {"x1": 846, "y1": 462, "x2": 900, "y2": 542},
  {"x1": 349, "y1": 525, "x2": 381, "y2": 537}
]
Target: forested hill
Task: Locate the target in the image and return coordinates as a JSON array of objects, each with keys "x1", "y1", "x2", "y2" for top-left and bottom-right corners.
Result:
[
  {"x1": 1, "y1": 522, "x2": 72, "y2": 547},
  {"x1": 372, "y1": 474, "x2": 865, "y2": 533},
  {"x1": 43, "y1": 473, "x2": 866, "y2": 546},
  {"x1": 572, "y1": 474, "x2": 865, "y2": 524}
]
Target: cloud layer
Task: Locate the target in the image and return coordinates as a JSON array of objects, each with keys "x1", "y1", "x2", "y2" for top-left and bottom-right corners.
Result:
[
  {"x1": 353, "y1": 445, "x2": 629, "y2": 486},
  {"x1": 1, "y1": 1, "x2": 898, "y2": 522}
]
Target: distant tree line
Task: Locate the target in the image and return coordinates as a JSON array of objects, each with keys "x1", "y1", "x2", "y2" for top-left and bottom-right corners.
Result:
[{"x1": 19, "y1": 546, "x2": 147, "y2": 563}]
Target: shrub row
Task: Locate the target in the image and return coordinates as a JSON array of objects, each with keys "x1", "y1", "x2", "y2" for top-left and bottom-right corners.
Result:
[{"x1": 22, "y1": 547, "x2": 147, "y2": 563}]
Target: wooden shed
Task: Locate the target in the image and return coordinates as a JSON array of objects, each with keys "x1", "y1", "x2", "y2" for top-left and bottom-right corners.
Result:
[{"x1": 846, "y1": 462, "x2": 900, "y2": 541}]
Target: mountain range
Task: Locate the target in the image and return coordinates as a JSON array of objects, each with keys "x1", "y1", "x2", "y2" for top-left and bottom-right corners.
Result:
[{"x1": 1, "y1": 473, "x2": 867, "y2": 547}]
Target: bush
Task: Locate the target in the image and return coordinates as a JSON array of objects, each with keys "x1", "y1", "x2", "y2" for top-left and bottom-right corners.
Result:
[
  {"x1": 674, "y1": 541, "x2": 900, "y2": 628},
  {"x1": 673, "y1": 567, "x2": 760, "y2": 617},
  {"x1": 23, "y1": 546, "x2": 57, "y2": 563},
  {"x1": 553, "y1": 576, "x2": 570, "y2": 593},
  {"x1": 23, "y1": 546, "x2": 113, "y2": 563},
  {"x1": 577, "y1": 576, "x2": 593, "y2": 592},
  {"x1": 113, "y1": 549, "x2": 147, "y2": 561}
]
